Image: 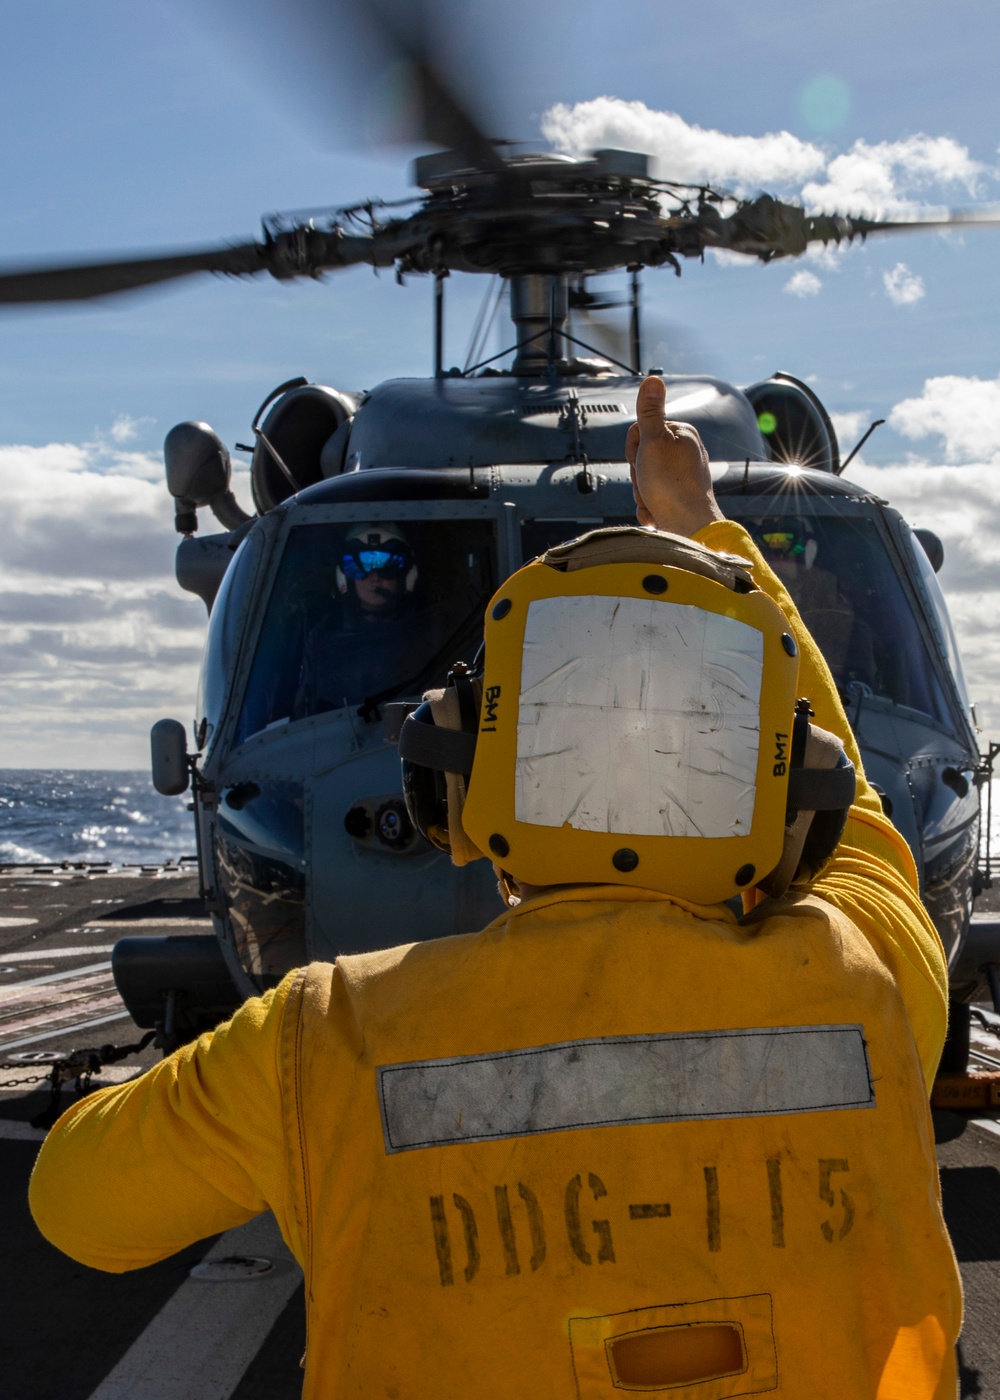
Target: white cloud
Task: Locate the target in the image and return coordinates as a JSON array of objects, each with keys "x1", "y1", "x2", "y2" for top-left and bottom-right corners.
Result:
[
  {"x1": 541, "y1": 99, "x2": 826, "y2": 192},
  {"x1": 844, "y1": 369, "x2": 1000, "y2": 731},
  {"x1": 542, "y1": 101, "x2": 990, "y2": 225},
  {"x1": 829, "y1": 410, "x2": 868, "y2": 453},
  {"x1": 110, "y1": 414, "x2": 143, "y2": 444},
  {"x1": 708, "y1": 247, "x2": 755, "y2": 268},
  {"x1": 0, "y1": 439, "x2": 206, "y2": 767},
  {"x1": 883, "y1": 262, "x2": 925, "y2": 306},
  {"x1": 802, "y1": 136, "x2": 983, "y2": 217},
  {"x1": 806, "y1": 242, "x2": 845, "y2": 271},
  {"x1": 784, "y1": 269, "x2": 822, "y2": 297},
  {"x1": 889, "y1": 373, "x2": 1000, "y2": 462}
]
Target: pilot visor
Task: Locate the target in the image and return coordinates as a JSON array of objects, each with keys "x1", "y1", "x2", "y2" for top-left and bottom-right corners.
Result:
[{"x1": 339, "y1": 545, "x2": 412, "y2": 580}]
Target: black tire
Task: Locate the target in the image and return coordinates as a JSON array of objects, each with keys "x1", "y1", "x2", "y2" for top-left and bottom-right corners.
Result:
[{"x1": 938, "y1": 999, "x2": 971, "y2": 1074}]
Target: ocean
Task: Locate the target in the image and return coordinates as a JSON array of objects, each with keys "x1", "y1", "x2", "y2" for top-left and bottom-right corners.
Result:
[{"x1": 0, "y1": 770, "x2": 195, "y2": 867}]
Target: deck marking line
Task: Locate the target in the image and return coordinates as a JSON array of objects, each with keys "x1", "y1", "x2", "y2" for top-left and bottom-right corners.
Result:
[
  {"x1": 971, "y1": 1118, "x2": 1000, "y2": 1141},
  {"x1": 0, "y1": 981, "x2": 117, "y2": 1021},
  {"x1": 0, "y1": 991, "x2": 123, "y2": 1039},
  {"x1": 0, "y1": 945, "x2": 116, "y2": 962},
  {"x1": 85, "y1": 1212, "x2": 302, "y2": 1400},
  {"x1": 0, "y1": 962, "x2": 112, "y2": 996},
  {"x1": 0, "y1": 1010, "x2": 131, "y2": 1053}
]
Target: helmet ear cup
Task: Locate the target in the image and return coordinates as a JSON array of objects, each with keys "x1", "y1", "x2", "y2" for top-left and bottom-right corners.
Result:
[
  {"x1": 758, "y1": 715, "x2": 856, "y2": 898},
  {"x1": 397, "y1": 679, "x2": 486, "y2": 866},
  {"x1": 794, "y1": 765, "x2": 852, "y2": 882},
  {"x1": 401, "y1": 702, "x2": 452, "y2": 852}
]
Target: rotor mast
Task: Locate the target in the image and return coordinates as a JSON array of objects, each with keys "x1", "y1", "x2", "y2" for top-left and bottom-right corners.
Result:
[{"x1": 509, "y1": 275, "x2": 569, "y2": 376}]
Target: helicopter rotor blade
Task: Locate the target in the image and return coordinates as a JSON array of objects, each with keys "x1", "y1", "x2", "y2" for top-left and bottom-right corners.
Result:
[
  {"x1": 0, "y1": 222, "x2": 410, "y2": 306},
  {"x1": 700, "y1": 193, "x2": 1000, "y2": 261},
  {"x1": 364, "y1": 0, "x2": 506, "y2": 170},
  {"x1": 850, "y1": 206, "x2": 1000, "y2": 234},
  {"x1": 572, "y1": 303, "x2": 715, "y2": 378},
  {"x1": 0, "y1": 243, "x2": 270, "y2": 306}
]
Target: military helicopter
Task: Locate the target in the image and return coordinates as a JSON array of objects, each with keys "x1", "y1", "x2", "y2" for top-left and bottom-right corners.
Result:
[{"x1": 2, "y1": 0, "x2": 997, "y2": 1072}]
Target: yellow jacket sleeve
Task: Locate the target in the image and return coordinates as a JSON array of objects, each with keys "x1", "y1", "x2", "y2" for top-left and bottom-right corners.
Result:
[
  {"x1": 29, "y1": 970, "x2": 302, "y2": 1272},
  {"x1": 696, "y1": 520, "x2": 949, "y2": 1088}
]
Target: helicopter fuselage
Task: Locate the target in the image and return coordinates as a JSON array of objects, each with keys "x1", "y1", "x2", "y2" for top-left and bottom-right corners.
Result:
[
  {"x1": 165, "y1": 375, "x2": 982, "y2": 993},
  {"x1": 123, "y1": 368, "x2": 989, "y2": 1062}
]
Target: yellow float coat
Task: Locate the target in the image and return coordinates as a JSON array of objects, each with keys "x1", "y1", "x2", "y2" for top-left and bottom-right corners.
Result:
[{"x1": 30, "y1": 522, "x2": 961, "y2": 1398}]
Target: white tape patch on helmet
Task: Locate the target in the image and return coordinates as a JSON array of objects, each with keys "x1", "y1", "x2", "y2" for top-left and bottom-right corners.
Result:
[{"x1": 514, "y1": 595, "x2": 763, "y2": 838}]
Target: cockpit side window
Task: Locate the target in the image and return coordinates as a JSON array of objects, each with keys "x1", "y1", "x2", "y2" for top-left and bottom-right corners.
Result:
[
  {"x1": 234, "y1": 519, "x2": 496, "y2": 745},
  {"x1": 744, "y1": 513, "x2": 954, "y2": 726},
  {"x1": 906, "y1": 524, "x2": 972, "y2": 718},
  {"x1": 196, "y1": 531, "x2": 262, "y2": 752}
]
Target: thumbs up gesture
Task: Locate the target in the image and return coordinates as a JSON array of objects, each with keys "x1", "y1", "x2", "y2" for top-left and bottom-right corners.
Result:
[{"x1": 626, "y1": 375, "x2": 724, "y2": 538}]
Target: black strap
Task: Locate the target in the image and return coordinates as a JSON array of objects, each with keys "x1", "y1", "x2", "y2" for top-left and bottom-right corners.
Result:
[
  {"x1": 398, "y1": 714, "x2": 477, "y2": 776},
  {"x1": 787, "y1": 760, "x2": 856, "y2": 812},
  {"x1": 452, "y1": 673, "x2": 479, "y2": 734}
]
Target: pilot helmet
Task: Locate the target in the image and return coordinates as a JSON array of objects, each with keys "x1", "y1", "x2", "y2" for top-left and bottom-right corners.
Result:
[
  {"x1": 758, "y1": 517, "x2": 819, "y2": 569},
  {"x1": 398, "y1": 525, "x2": 855, "y2": 904},
  {"x1": 335, "y1": 522, "x2": 418, "y2": 597}
]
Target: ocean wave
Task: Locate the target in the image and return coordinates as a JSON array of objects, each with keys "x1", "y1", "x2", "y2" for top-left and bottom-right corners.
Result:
[
  {"x1": 0, "y1": 769, "x2": 194, "y2": 865},
  {"x1": 0, "y1": 838, "x2": 46, "y2": 862}
]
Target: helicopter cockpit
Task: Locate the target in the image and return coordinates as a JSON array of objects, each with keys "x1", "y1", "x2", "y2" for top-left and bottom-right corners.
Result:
[
  {"x1": 234, "y1": 518, "x2": 496, "y2": 743},
  {"x1": 746, "y1": 512, "x2": 954, "y2": 725}
]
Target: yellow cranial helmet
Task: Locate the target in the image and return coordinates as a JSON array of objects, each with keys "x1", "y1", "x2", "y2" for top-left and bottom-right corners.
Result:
[{"x1": 398, "y1": 526, "x2": 854, "y2": 904}]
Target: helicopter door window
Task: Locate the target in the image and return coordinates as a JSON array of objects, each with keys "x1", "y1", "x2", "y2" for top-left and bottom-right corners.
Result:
[
  {"x1": 234, "y1": 519, "x2": 497, "y2": 745},
  {"x1": 195, "y1": 531, "x2": 262, "y2": 752},
  {"x1": 907, "y1": 525, "x2": 972, "y2": 717},
  {"x1": 745, "y1": 514, "x2": 953, "y2": 726},
  {"x1": 520, "y1": 518, "x2": 634, "y2": 562}
]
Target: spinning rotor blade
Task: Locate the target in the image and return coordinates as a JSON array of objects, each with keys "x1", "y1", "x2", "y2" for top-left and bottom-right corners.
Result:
[
  {"x1": 703, "y1": 194, "x2": 1000, "y2": 261},
  {"x1": 366, "y1": 0, "x2": 505, "y2": 170},
  {"x1": 0, "y1": 243, "x2": 268, "y2": 305},
  {"x1": 854, "y1": 207, "x2": 1000, "y2": 234},
  {"x1": 573, "y1": 307, "x2": 714, "y2": 376},
  {"x1": 195, "y1": 0, "x2": 504, "y2": 170}
]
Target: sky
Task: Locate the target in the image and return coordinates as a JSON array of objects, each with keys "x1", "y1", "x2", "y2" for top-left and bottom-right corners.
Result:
[{"x1": 1, "y1": 0, "x2": 1000, "y2": 767}]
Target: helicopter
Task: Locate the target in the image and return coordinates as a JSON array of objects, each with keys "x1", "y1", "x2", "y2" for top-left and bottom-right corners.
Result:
[{"x1": 2, "y1": 1, "x2": 998, "y2": 1074}]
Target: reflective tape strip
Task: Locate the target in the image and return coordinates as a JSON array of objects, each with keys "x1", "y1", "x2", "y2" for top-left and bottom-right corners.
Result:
[{"x1": 377, "y1": 1024, "x2": 874, "y2": 1153}]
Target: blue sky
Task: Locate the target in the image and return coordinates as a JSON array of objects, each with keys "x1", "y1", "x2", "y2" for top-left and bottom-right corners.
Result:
[{"x1": 2, "y1": 0, "x2": 1000, "y2": 771}]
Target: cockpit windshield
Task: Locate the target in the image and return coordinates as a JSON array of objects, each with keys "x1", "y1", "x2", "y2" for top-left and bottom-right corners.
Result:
[
  {"x1": 742, "y1": 512, "x2": 954, "y2": 726},
  {"x1": 235, "y1": 519, "x2": 496, "y2": 745}
]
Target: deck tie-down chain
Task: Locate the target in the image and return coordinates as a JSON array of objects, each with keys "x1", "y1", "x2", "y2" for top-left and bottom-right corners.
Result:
[{"x1": 1, "y1": 1032, "x2": 156, "y2": 1128}]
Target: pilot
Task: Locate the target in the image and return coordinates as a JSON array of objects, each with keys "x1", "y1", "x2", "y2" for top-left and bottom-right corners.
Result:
[
  {"x1": 30, "y1": 378, "x2": 960, "y2": 1399},
  {"x1": 757, "y1": 515, "x2": 878, "y2": 696},
  {"x1": 294, "y1": 521, "x2": 427, "y2": 715},
  {"x1": 336, "y1": 522, "x2": 418, "y2": 623}
]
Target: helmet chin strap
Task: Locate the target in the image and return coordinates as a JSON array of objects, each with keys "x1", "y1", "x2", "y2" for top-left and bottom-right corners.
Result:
[{"x1": 497, "y1": 869, "x2": 521, "y2": 908}]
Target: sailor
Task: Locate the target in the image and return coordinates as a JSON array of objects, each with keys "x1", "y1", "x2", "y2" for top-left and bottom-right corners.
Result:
[{"x1": 30, "y1": 377, "x2": 961, "y2": 1399}]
